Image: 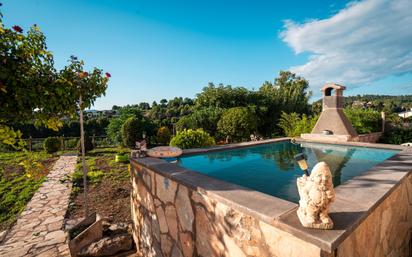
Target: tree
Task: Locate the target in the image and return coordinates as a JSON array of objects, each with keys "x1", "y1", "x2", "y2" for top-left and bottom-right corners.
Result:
[
  {"x1": 278, "y1": 112, "x2": 318, "y2": 137},
  {"x1": 157, "y1": 126, "x2": 171, "y2": 145},
  {"x1": 121, "y1": 117, "x2": 144, "y2": 148},
  {"x1": 217, "y1": 107, "x2": 256, "y2": 142},
  {"x1": 107, "y1": 107, "x2": 144, "y2": 144},
  {"x1": 0, "y1": 9, "x2": 68, "y2": 148},
  {"x1": 175, "y1": 107, "x2": 223, "y2": 137},
  {"x1": 58, "y1": 56, "x2": 109, "y2": 217}
]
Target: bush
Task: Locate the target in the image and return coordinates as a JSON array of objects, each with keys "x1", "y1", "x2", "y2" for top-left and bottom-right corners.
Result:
[
  {"x1": 77, "y1": 134, "x2": 94, "y2": 153},
  {"x1": 217, "y1": 107, "x2": 256, "y2": 142},
  {"x1": 278, "y1": 112, "x2": 319, "y2": 137},
  {"x1": 65, "y1": 138, "x2": 79, "y2": 149},
  {"x1": 43, "y1": 137, "x2": 61, "y2": 153},
  {"x1": 344, "y1": 108, "x2": 382, "y2": 134},
  {"x1": 170, "y1": 129, "x2": 215, "y2": 149},
  {"x1": 121, "y1": 117, "x2": 144, "y2": 148},
  {"x1": 380, "y1": 127, "x2": 412, "y2": 144},
  {"x1": 157, "y1": 126, "x2": 172, "y2": 145}
]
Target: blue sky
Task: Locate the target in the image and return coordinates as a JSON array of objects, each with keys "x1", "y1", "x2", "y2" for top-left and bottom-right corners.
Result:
[{"x1": 2, "y1": 0, "x2": 412, "y2": 109}]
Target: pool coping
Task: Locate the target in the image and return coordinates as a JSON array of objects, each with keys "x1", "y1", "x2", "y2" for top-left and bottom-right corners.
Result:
[{"x1": 130, "y1": 138, "x2": 412, "y2": 253}]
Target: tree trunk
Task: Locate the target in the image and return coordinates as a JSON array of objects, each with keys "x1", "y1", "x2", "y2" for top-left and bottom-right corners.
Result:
[{"x1": 79, "y1": 94, "x2": 89, "y2": 217}]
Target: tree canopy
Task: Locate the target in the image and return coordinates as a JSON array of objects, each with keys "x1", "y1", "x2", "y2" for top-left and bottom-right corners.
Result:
[{"x1": 0, "y1": 6, "x2": 109, "y2": 147}]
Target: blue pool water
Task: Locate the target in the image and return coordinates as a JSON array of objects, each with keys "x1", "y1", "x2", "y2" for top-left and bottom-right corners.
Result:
[{"x1": 175, "y1": 141, "x2": 398, "y2": 202}]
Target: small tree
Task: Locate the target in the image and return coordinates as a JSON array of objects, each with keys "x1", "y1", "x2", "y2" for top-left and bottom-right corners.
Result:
[
  {"x1": 121, "y1": 117, "x2": 144, "y2": 148},
  {"x1": 58, "y1": 57, "x2": 109, "y2": 217},
  {"x1": 157, "y1": 126, "x2": 171, "y2": 145},
  {"x1": 217, "y1": 107, "x2": 256, "y2": 142}
]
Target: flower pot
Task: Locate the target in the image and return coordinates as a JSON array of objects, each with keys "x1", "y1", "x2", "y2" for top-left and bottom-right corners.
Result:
[{"x1": 68, "y1": 213, "x2": 103, "y2": 257}]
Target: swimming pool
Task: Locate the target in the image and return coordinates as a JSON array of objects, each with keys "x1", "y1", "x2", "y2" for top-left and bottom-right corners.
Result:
[{"x1": 175, "y1": 141, "x2": 399, "y2": 202}]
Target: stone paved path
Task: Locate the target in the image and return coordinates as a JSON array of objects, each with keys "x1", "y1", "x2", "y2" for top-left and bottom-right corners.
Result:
[{"x1": 0, "y1": 154, "x2": 78, "y2": 257}]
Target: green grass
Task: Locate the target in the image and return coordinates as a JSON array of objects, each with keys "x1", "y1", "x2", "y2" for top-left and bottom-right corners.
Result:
[
  {"x1": 0, "y1": 151, "x2": 57, "y2": 230},
  {"x1": 72, "y1": 147, "x2": 130, "y2": 187}
]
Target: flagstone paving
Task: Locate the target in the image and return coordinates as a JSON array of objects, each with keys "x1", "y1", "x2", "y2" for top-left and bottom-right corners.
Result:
[{"x1": 0, "y1": 154, "x2": 78, "y2": 257}]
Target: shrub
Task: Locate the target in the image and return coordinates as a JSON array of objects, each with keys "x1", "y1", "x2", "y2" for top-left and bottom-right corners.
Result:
[
  {"x1": 278, "y1": 112, "x2": 319, "y2": 137},
  {"x1": 157, "y1": 126, "x2": 171, "y2": 145},
  {"x1": 170, "y1": 129, "x2": 215, "y2": 149},
  {"x1": 43, "y1": 137, "x2": 61, "y2": 153},
  {"x1": 380, "y1": 127, "x2": 412, "y2": 144},
  {"x1": 217, "y1": 107, "x2": 257, "y2": 142},
  {"x1": 77, "y1": 133, "x2": 94, "y2": 153},
  {"x1": 121, "y1": 117, "x2": 144, "y2": 148},
  {"x1": 65, "y1": 138, "x2": 79, "y2": 149},
  {"x1": 344, "y1": 108, "x2": 382, "y2": 134}
]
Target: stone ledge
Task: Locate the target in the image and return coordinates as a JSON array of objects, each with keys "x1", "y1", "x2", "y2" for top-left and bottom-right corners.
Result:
[{"x1": 131, "y1": 140, "x2": 412, "y2": 254}]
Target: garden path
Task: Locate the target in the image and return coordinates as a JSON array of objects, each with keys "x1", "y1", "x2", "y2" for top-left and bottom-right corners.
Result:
[{"x1": 0, "y1": 154, "x2": 78, "y2": 257}]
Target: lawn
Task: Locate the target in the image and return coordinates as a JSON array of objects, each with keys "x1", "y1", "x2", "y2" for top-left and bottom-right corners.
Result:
[
  {"x1": 67, "y1": 147, "x2": 131, "y2": 224},
  {"x1": 0, "y1": 151, "x2": 59, "y2": 231}
]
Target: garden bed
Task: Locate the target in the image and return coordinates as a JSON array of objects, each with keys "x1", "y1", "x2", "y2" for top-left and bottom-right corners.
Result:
[
  {"x1": 67, "y1": 148, "x2": 131, "y2": 224},
  {"x1": 0, "y1": 151, "x2": 59, "y2": 231}
]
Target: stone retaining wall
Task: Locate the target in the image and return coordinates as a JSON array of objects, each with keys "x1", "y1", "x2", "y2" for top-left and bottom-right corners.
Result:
[
  {"x1": 130, "y1": 161, "x2": 323, "y2": 257},
  {"x1": 130, "y1": 149, "x2": 412, "y2": 257},
  {"x1": 336, "y1": 172, "x2": 412, "y2": 257},
  {"x1": 356, "y1": 132, "x2": 383, "y2": 143}
]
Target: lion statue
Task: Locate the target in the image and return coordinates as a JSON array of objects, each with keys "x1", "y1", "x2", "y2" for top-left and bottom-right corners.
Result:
[{"x1": 296, "y1": 161, "x2": 335, "y2": 229}]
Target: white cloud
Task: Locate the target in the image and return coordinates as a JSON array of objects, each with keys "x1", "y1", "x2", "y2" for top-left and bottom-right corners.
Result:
[{"x1": 280, "y1": 0, "x2": 412, "y2": 90}]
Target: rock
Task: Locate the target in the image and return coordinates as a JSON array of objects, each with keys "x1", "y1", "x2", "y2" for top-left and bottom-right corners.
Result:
[
  {"x1": 165, "y1": 205, "x2": 178, "y2": 241},
  {"x1": 160, "y1": 234, "x2": 173, "y2": 256},
  {"x1": 0, "y1": 230, "x2": 7, "y2": 243},
  {"x1": 156, "y1": 175, "x2": 177, "y2": 204},
  {"x1": 222, "y1": 234, "x2": 246, "y2": 257},
  {"x1": 151, "y1": 214, "x2": 161, "y2": 241},
  {"x1": 78, "y1": 234, "x2": 133, "y2": 256},
  {"x1": 171, "y1": 244, "x2": 184, "y2": 257},
  {"x1": 107, "y1": 223, "x2": 131, "y2": 236},
  {"x1": 175, "y1": 186, "x2": 194, "y2": 232},
  {"x1": 156, "y1": 206, "x2": 168, "y2": 233},
  {"x1": 195, "y1": 206, "x2": 224, "y2": 257},
  {"x1": 138, "y1": 179, "x2": 155, "y2": 212},
  {"x1": 179, "y1": 232, "x2": 194, "y2": 257}
]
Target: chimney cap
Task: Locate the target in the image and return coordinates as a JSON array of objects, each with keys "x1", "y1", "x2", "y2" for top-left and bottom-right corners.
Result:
[{"x1": 321, "y1": 83, "x2": 346, "y2": 92}]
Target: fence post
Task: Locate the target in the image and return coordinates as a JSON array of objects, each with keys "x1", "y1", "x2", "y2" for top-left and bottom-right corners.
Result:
[
  {"x1": 92, "y1": 134, "x2": 95, "y2": 146},
  {"x1": 28, "y1": 136, "x2": 32, "y2": 152}
]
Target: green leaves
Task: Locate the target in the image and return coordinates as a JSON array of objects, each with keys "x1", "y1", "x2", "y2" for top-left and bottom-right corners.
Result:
[
  {"x1": 0, "y1": 11, "x2": 109, "y2": 148},
  {"x1": 278, "y1": 112, "x2": 319, "y2": 137},
  {"x1": 344, "y1": 108, "x2": 382, "y2": 134},
  {"x1": 169, "y1": 129, "x2": 215, "y2": 149},
  {"x1": 217, "y1": 107, "x2": 257, "y2": 142}
]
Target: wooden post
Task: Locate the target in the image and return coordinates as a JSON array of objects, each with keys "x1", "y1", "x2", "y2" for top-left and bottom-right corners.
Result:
[
  {"x1": 79, "y1": 95, "x2": 89, "y2": 217},
  {"x1": 92, "y1": 134, "x2": 95, "y2": 146}
]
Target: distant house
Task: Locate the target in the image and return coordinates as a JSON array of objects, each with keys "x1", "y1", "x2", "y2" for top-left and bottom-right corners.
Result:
[
  {"x1": 84, "y1": 109, "x2": 118, "y2": 118},
  {"x1": 398, "y1": 109, "x2": 412, "y2": 118}
]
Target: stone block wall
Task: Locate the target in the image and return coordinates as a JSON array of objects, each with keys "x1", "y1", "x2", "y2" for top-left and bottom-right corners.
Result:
[
  {"x1": 130, "y1": 161, "x2": 323, "y2": 257},
  {"x1": 356, "y1": 132, "x2": 383, "y2": 143},
  {"x1": 336, "y1": 172, "x2": 412, "y2": 257}
]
